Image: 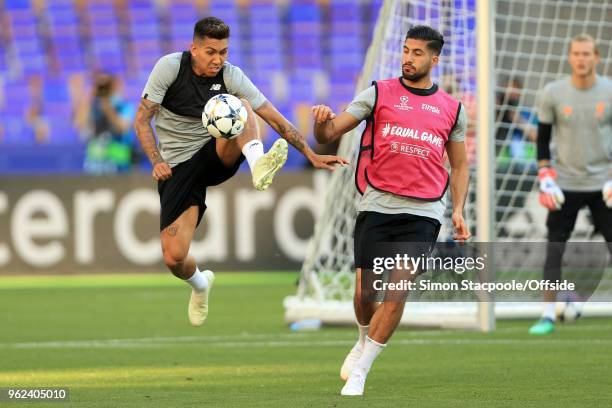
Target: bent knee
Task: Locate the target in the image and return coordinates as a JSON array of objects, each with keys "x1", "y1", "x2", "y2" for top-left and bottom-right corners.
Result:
[{"x1": 162, "y1": 246, "x2": 188, "y2": 270}]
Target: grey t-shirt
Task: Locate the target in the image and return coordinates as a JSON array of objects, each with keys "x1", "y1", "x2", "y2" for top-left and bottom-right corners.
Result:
[
  {"x1": 345, "y1": 85, "x2": 467, "y2": 223},
  {"x1": 537, "y1": 75, "x2": 612, "y2": 191},
  {"x1": 142, "y1": 53, "x2": 267, "y2": 167}
]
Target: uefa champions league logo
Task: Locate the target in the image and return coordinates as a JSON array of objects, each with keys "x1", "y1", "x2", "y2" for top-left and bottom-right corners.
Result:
[{"x1": 394, "y1": 95, "x2": 413, "y2": 111}]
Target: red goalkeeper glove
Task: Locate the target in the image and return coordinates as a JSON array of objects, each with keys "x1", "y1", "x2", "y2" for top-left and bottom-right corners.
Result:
[{"x1": 538, "y1": 167, "x2": 565, "y2": 211}]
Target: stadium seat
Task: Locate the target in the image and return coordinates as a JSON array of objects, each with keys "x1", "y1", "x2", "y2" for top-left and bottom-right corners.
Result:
[
  {"x1": 4, "y1": 0, "x2": 31, "y2": 9},
  {"x1": 0, "y1": 0, "x2": 379, "y2": 170}
]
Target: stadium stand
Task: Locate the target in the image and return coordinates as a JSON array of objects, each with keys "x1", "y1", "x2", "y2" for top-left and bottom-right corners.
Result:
[{"x1": 0, "y1": 0, "x2": 379, "y2": 173}]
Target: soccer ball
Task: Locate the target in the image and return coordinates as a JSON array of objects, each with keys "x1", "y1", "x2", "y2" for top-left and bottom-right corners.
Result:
[
  {"x1": 203, "y1": 94, "x2": 248, "y2": 139},
  {"x1": 557, "y1": 301, "x2": 582, "y2": 323}
]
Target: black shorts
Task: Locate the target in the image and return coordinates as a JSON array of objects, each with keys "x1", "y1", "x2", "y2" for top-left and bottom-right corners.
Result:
[
  {"x1": 353, "y1": 211, "x2": 441, "y2": 269},
  {"x1": 546, "y1": 190, "x2": 612, "y2": 243},
  {"x1": 158, "y1": 138, "x2": 245, "y2": 231},
  {"x1": 544, "y1": 190, "x2": 612, "y2": 283}
]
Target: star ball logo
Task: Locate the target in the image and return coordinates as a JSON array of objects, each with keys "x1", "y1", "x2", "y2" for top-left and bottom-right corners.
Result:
[
  {"x1": 390, "y1": 142, "x2": 399, "y2": 152},
  {"x1": 394, "y1": 96, "x2": 413, "y2": 111}
]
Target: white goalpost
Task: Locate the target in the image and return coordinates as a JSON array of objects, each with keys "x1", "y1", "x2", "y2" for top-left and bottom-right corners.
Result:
[{"x1": 284, "y1": 0, "x2": 612, "y2": 330}]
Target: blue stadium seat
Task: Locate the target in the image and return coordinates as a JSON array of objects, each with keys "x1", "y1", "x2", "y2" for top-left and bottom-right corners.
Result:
[
  {"x1": 87, "y1": 1, "x2": 125, "y2": 75},
  {"x1": 47, "y1": 4, "x2": 85, "y2": 74},
  {"x1": 0, "y1": 0, "x2": 377, "y2": 171},
  {"x1": 46, "y1": 0, "x2": 76, "y2": 8},
  {"x1": 0, "y1": 144, "x2": 86, "y2": 173},
  {"x1": 47, "y1": 118, "x2": 79, "y2": 145},
  {"x1": 47, "y1": 8, "x2": 78, "y2": 25},
  {"x1": 249, "y1": 3, "x2": 280, "y2": 21},
  {"x1": 330, "y1": 1, "x2": 361, "y2": 21},
  {"x1": 169, "y1": 3, "x2": 198, "y2": 47},
  {"x1": 43, "y1": 80, "x2": 69, "y2": 103},
  {"x1": 331, "y1": 21, "x2": 361, "y2": 36},
  {"x1": 4, "y1": 0, "x2": 31, "y2": 9},
  {"x1": 288, "y1": 3, "x2": 320, "y2": 22},
  {"x1": 128, "y1": 2, "x2": 160, "y2": 40},
  {"x1": 2, "y1": 117, "x2": 34, "y2": 144},
  {"x1": 208, "y1": 2, "x2": 239, "y2": 24}
]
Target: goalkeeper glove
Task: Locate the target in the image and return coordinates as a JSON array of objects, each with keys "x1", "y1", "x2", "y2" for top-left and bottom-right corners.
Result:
[
  {"x1": 603, "y1": 180, "x2": 612, "y2": 208},
  {"x1": 538, "y1": 167, "x2": 565, "y2": 211}
]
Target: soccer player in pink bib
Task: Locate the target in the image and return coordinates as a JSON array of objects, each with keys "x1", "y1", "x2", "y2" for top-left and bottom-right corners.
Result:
[{"x1": 311, "y1": 25, "x2": 471, "y2": 396}]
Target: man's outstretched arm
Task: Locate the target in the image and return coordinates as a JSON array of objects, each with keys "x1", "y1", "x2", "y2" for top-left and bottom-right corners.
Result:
[{"x1": 255, "y1": 101, "x2": 349, "y2": 170}]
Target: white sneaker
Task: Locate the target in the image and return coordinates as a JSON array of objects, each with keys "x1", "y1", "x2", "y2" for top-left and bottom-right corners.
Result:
[
  {"x1": 188, "y1": 269, "x2": 215, "y2": 326},
  {"x1": 252, "y1": 139, "x2": 288, "y2": 191},
  {"x1": 340, "y1": 341, "x2": 363, "y2": 381},
  {"x1": 340, "y1": 367, "x2": 367, "y2": 396}
]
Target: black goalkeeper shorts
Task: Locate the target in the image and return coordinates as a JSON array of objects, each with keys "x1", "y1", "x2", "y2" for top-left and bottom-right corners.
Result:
[{"x1": 158, "y1": 138, "x2": 245, "y2": 231}]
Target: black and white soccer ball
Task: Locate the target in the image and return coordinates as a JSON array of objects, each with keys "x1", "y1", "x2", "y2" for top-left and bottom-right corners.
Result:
[
  {"x1": 557, "y1": 301, "x2": 582, "y2": 323},
  {"x1": 202, "y1": 94, "x2": 248, "y2": 139}
]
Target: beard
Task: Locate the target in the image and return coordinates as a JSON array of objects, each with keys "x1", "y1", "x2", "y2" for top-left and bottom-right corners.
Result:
[{"x1": 402, "y1": 63, "x2": 431, "y2": 82}]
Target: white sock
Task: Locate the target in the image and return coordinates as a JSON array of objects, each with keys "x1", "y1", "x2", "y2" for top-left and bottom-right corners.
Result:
[
  {"x1": 185, "y1": 266, "x2": 208, "y2": 292},
  {"x1": 355, "y1": 336, "x2": 386, "y2": 374},
  {"x1": 542, "y1": 302, "x2": 556, "y2": 321},
  {"x1": 358, "y1": 323, "x2": 369, "y2": 347},
  {"x1": 242, "y1": 139, "x2": 264, "y2": 172}
]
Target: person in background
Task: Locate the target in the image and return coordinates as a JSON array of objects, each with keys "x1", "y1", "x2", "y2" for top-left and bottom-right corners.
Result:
[
  {"x1": 495, "y1": 76, "x2": 538, "y2": 235},
  {"x1": 75, "y1": 72, "x2": 136, "y2": 174}
]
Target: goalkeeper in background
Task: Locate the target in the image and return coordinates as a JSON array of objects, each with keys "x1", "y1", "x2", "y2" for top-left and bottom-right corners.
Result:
[
  {"x1": 311, "y1": 25, "x2": 470, "y2": 395},
  {"x1": 530, "y1": 34, "x2": 612, "y2": 335}
]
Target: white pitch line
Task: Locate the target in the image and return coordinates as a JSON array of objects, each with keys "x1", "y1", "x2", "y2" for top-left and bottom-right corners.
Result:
[
  {"x1": 1, "y1": 333, "x2": 312, "y2": 349},
  {"x1": 3, "y1": 332, "x2": 612, "y2": 350},
  {"x1": 1, "y1": 322, "x2": 609, "y2": 350}
]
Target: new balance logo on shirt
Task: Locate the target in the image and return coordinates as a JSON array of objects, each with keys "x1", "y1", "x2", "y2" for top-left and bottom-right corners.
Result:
[{"x1": 210, "y1": 84, "x2": 222, "y2": 91}]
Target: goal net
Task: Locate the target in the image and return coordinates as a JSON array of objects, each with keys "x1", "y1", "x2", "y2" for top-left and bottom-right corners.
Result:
[{"x1": 284, "y1": 0, "x2": 612, "y2": 329}]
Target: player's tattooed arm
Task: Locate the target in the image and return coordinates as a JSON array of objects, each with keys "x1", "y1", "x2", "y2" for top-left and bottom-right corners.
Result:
[
  {"x1": 134, "y1": 98, "x2": 162, "y2": 164},
  {"x1": 255, "y1": 101, "x2": 349, "y2": 170},
  {"x1": 255, "y1": 101, "x2": 307, "y2": 152},
  {"x1": 277, "y1": 122, "x2": 306, "y2": 153},
  {"x1": 135, "y1": 98, "x2": 172, "y2": 180}
]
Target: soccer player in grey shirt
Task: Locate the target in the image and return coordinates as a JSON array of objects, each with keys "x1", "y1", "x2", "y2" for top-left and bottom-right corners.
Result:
[
  {"x1": 529, "y1": 34, "x2": 612, "y2": 335},
  {"x1": 134, "y1": 17, "x2": 347, "y2": 328}
]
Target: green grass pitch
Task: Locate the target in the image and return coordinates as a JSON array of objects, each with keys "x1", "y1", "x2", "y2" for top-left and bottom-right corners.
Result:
[{"x1": 1, "y1": 272, "x2": 611, "y2": 407}]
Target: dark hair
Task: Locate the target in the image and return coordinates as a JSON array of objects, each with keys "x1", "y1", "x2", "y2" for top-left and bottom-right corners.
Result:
[
  {"x1": 405, "y1": 25, "x2": 444, "y2": 55},
  {"x1": 194, "y1": 17, "x2": 230, "y2": 40}
]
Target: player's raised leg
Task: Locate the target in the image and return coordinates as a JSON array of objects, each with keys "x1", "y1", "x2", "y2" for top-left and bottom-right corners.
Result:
[
  {"x1": 215, "y1": 99, "x2": 287, "y2": 191},
  {"x1": 161, "y1": 206, "x2": 214, "y2": 326}
]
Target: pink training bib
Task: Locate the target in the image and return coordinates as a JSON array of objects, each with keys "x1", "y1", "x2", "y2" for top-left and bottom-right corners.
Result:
[{"x1": 356, "y1": 78, "x2": 460, "y2": 201}]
